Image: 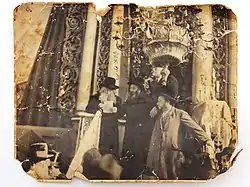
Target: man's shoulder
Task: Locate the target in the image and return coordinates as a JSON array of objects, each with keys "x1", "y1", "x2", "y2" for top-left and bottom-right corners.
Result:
[
  {"x1": 116, "y1": 95, "x2": 122, "y2": 102},
  {"x1": 173, "y1": 107, "x2": 189, "y2": 116},
  {"x1": 89, "y1": 94, "x2": 99, "y2": 100}
]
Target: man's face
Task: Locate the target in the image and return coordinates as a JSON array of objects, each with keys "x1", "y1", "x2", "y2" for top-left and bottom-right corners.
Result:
[
  {"x1": 100, "y1": 87, "x2": 109, "y2": 94},
  {"x1": 156, "y1": 96, "x2": 171, "y2": 110},
  {"x1": 161, "y1": 65, "x2": 170, "y2": 80},
  {"x1": 129, "y1": 84, "x2": 140, "y2": 98},
  {"x1": 99, "y1": 87, "x2": 109, "y2": 102},
  {"x1": 156, "y1": 96, "x2": 166, "y2": 110},
  {"x1": 152, "y1": 67, "x2": 163, "y2": 81}
]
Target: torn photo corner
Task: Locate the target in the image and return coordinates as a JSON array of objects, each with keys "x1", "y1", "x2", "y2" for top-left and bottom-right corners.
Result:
[{"x1": 14, "y1": 2, "x2": 238, "y2": 182}]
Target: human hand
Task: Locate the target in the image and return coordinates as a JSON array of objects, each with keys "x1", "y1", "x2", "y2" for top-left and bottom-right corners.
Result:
[
  {"x1": 150, "y1": 106, "x2": 158, "y2": 118},
  {"x1": 101, "y1": 101, "x2": 117, "y2": 113},
  {"x1": 112, "y1": 107, "x2": 117, "y2": 113},
  {"x1": 49, "y1": 165, "x2": 62, "y2": 179},
  {"x1": 205, "y1": 145, "x2": 216, "y2": 160}
]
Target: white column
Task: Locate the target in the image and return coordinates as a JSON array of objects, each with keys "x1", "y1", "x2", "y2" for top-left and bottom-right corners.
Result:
[
  {"x1": 92, "y1": 17, "x2": 102, "y2": 95},
  {"x1": 192, "y1": 6, "x2": 214, "y2": 104},
  {"x1": 108, "y1": 5, "x2": 124, "y2": 94},
  {"x1": 76, "y1": 4, "x2": 97, "y2": 110},
  {"x1": 228, "y1": 11, "x2": 237, "y2": 116}
]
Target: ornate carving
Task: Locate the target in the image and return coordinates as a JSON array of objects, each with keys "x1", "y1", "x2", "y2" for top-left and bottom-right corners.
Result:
[
  {"x1": 114, "y1": 5, "x2": 205, "y2": 61},
  {"x1": 58, "y1": 4, "x2": 88, "y2": 114},
  {"x1": 128, "y1": 5, "x2": 202, "y2": 94},
  {"x1": 96, "y1": 10, "x2": 113, "y2": 90},
  {"x1": 212, "y1": 5, "x2": 229, "y2": 101},
  {"x1": 129, "y1": 5, "x2": 151, "y2": 93}
]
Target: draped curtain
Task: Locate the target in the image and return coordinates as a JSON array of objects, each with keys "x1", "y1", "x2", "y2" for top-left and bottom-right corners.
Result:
[{"x1": 17, "y1": 4, "x2": 88, "y2": 127}]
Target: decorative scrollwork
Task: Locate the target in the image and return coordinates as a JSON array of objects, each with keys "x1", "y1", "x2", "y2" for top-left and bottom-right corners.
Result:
[
  {"x1": 113, "y1": 5, "x2": 205, "y2": 61},
  {"x1": 96, "y1": 9, "x2": 113, "y2": 91},
  {"x1": 128, "y1": 5, "x2": 203, "y2": 93},
  {"x1": 58, "y1": 4, "x2": 88, "y2": 114},
  {"x1": 212, "y1": 5, "x2": 229, "y2": 101}
]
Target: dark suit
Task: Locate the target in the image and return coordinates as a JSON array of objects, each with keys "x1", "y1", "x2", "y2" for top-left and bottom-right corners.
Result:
[
  {"x1": 86, "y1": 94, "x2": 122, "y2": 158},
  {"x1": 119, "y1": 92, "x2": 155, "y2": 179}
]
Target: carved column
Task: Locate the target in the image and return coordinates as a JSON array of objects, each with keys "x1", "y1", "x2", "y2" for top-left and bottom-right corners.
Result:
[
  {"x1": 228, "y1": 11, "x2": 237, "y2": 119},
  {"x1": 76, "y1": 4, "x2": 97, "y2": 110},
  {"x1": 93, "y1": 9, "x2": 113, "y2": 92},
  {"x1": 192, "y1": 6, "x2": 213, "y2": 104},
  {"x1": 108, "y1": 5, "x2": 124, "y2": 94}
]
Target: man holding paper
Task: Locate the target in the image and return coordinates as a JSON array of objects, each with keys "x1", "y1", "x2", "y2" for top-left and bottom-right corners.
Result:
[{"x1": 86, "y1": 77, "x2": 122, "y2": 159}]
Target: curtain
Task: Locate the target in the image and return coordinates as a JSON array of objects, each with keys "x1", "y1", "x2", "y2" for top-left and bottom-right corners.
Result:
[{"x1": 17, "y1": 4, "x2": 88, "y2": 127}]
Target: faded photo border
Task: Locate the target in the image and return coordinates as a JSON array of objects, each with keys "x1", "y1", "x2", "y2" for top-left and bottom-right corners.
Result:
[{"x1": 2, "y1": 0, "x2": 250, "y2": 186}]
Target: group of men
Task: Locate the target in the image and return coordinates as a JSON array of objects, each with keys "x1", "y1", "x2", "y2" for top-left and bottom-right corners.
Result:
[
  {"x1": 20, "y1": 61, "x2": 236, "y2": 180},
  {"x1": 85, "y1": 61, "x2": 216, "y2": 180}
]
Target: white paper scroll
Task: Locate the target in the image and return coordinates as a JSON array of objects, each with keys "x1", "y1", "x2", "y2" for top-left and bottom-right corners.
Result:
[{"x1": 66, "y1": 110, "x2": 102, "y2": 179}]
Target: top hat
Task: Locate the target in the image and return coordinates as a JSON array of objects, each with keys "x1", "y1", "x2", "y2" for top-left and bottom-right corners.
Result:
[
  {"x1": 100, "y1": 77, "x2": 119, "y2": 90},
  {"x1": 30, "y1": 143, "x2": 54, "y2": 159},
  {"x1": 128, "y1": 77, "x2": 145, "y2": 90}
]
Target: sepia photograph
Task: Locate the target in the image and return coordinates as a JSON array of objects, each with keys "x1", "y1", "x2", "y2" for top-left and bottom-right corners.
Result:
[{"x1": 14, "y1": 2, "x2": 239, "y2": 181}]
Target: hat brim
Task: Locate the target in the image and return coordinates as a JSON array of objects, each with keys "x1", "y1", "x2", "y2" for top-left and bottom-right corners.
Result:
[
  {"x1": 37, "y1": 154, "x2": 54, "y2": 158},
  {"x1": 100, "y1": 83, "x2": 119, "y2": 90},
  {"x1": 155, "y1": 92, "x2": 176, "y2": 102}
]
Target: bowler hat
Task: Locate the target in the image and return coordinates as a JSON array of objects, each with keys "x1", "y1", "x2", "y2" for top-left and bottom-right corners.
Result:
[
  {"x1": 128, "y1": 77, "x2": 145, "y2": 90},
  {"x1": 100, "y1": 77, "x2": 119, "y2": 90}
]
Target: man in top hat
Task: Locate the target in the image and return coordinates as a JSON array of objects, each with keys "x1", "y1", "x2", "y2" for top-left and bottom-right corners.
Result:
[
  {"x1": 146, "y1": 88, "x2": 215, "y2": 180},
  {"x1": 118, "y1": 77, "x2": 155, "y2": 179},
  {"x1": 21, "y1": 143, "x2": 63, "y2": 179},
  {"x1": 86, "y1": 77, "x2": 122, "y2": 158}
]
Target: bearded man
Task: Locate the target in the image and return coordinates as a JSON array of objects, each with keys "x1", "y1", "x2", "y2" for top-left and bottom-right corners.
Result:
[
  {"x1": 146, "y1": 89, "x2": 215, "y2": 180},
  {"x1": 119, "y1": 77, "x2": 155, "y2": 179},
  {"x1": 86, "y1": 77, "x2": 122, "y2": 158}
]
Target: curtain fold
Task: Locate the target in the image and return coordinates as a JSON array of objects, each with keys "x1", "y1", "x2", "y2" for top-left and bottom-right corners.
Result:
[{"x1": 17, "y1": 4, "x2": 88, "y2": 127}]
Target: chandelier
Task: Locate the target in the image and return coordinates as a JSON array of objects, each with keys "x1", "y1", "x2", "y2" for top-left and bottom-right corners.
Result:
[{"x1": 111, "y1": 5, "x2": 228, "y2": 64}]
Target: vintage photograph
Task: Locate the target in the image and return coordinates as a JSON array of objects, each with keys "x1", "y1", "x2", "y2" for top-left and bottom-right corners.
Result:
[{"x1": 14, "y1": 3, "x2": 239, "y2": 181}]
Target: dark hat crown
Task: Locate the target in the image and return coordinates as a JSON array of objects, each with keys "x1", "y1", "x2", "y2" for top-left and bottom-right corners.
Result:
[
  {"x1": 100, "y1": 77, "x2": 119, "y2": 90},
  {"x1": 103, "y1": 77, "x2": 116, "y2": 85}
]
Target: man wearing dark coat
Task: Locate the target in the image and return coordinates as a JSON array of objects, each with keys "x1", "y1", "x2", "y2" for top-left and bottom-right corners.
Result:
[
  {"x1": 85, "y1": 77, "x2": 122, "y2": 159},
  {"x1": 119, "y1": 77, "x2": 155, "y2": 179}
]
